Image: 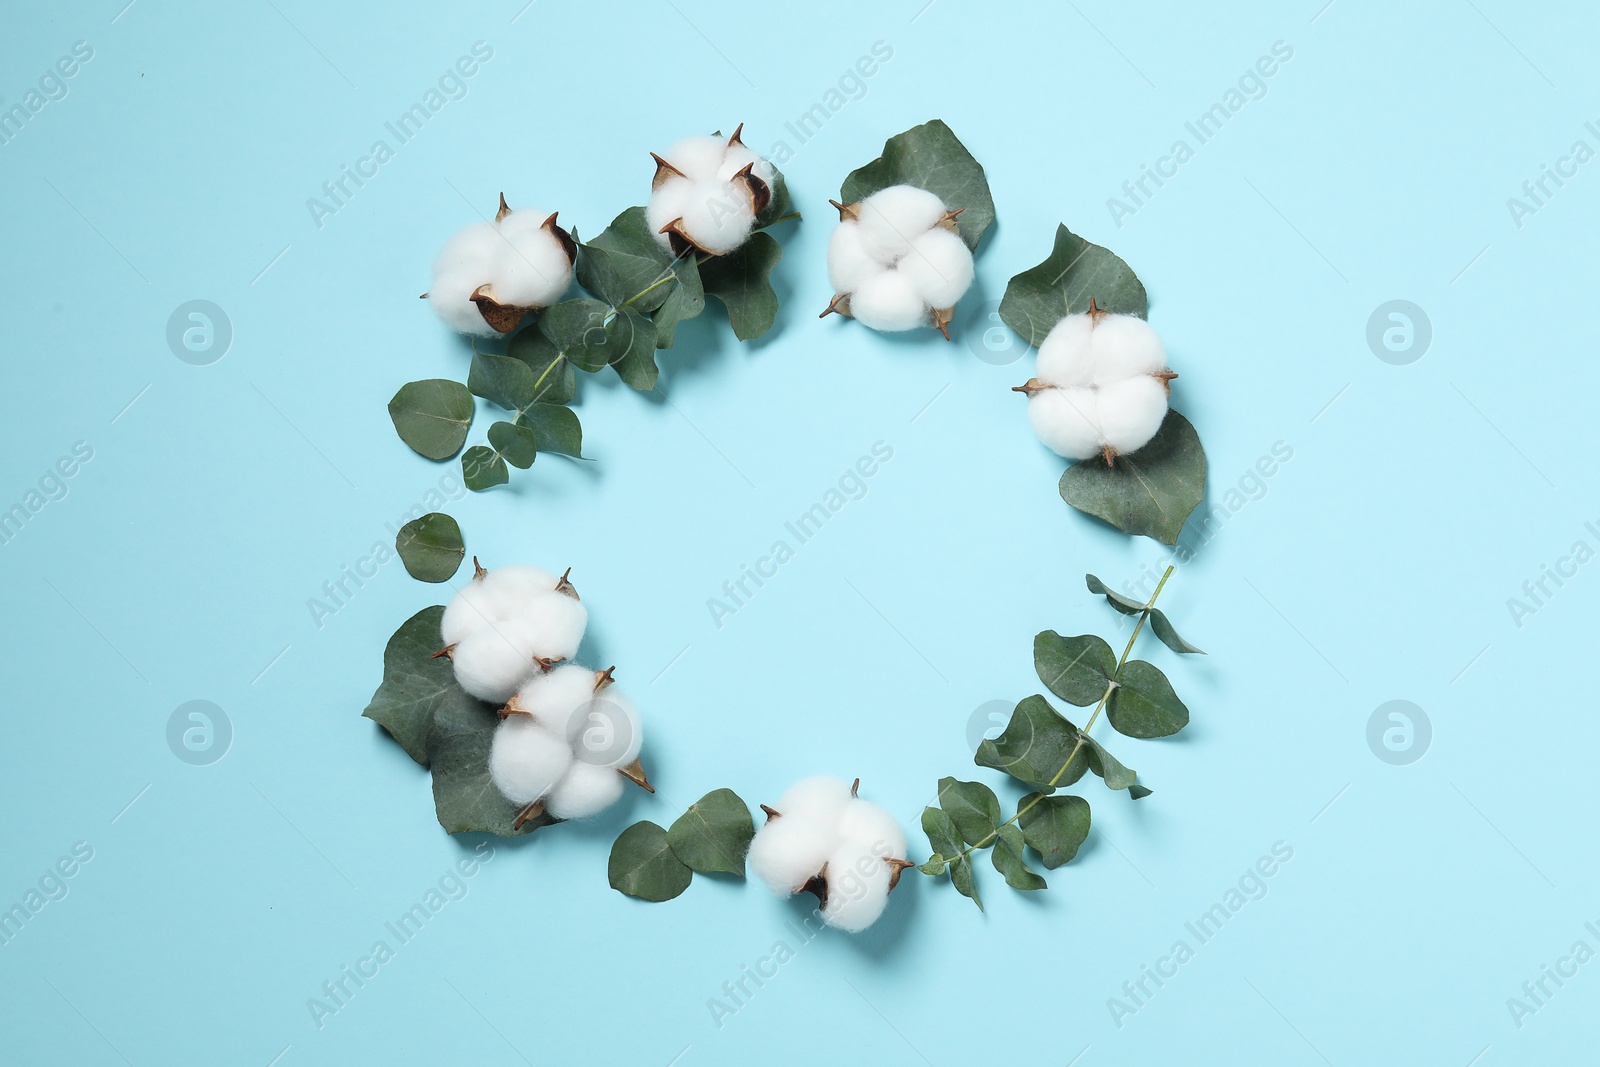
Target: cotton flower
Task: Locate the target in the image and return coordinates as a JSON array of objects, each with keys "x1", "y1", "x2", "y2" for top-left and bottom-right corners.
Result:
[
  {"x1": 1016, "y1": 302, "x2": 1178, "y2": 463},
  {"x1": 646, "y1": 125, "x2": 773, "y2": 257},
  {"x1": 440, "y1": 559, "x2": 588, "y2": 702},
  {"x1": 821, "y1": 185, "x2": 974, "y2": 339},
  {"x1": 425, "y1": 195, "x2": 575, "y2": 336},
  {"x1": 488, "y1": 717, "x2": 572, "y2": 805},
  {"x1": 746, "y1": 776, "x2": 913, "y2": 932}
]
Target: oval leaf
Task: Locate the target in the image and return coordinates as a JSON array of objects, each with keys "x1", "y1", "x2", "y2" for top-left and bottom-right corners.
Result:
[
  {"x1": 840, "y1": 119, "x2": 995, "y2": 250},
  {"x1": 666, "y1": 789, "x2": 754, "y2": 876},
  {"x1": 426, "y1": 671, "x2": 548, "y2": 837},
  {"x1": 699, "y1": 232, "x2": 781, "y2": 341},
  {"x1": 1058, "y1": 409, "x2": 1206, "y2": 546},
  {"x1": 609, "y1": 821, "x2": 693, "y2": 901},
  {"x1": 507, "y1": 330, "x2": 575, "y2": 406},
  {"x1": 389, "y1": 379, "x2": 473, "y2": 460},
  {"x1": 1017, "y1": 793, "x2": 1090, "y2": 870},
  {"x1": 1108, "y1": 660, "x2": 1190, "y2": 738},
  {"x1": 395, "y1": 512, "x2": 465, "y2": 583},
  {"x1": 362, "y1": 605, "x2": 459, "y2": 766},
  {"x1": 488, "y1": 421, "x2": 537, "y2": 469},
  {"x1": 517, "y1": 403, "x2": 582, "y2": 458},
  {"x1": 462, "y1": 444, "x2": 508, "y2": 491},
  {"x1": 921, "y1": 806, "x2": 981, "y2": 909},
  {"x1": 975, "y1": 695, "x2": 1088, "y2": 791},
  {"x1": 1033, "y1": 631, "x2": 1115, "y2": 706},
  {"x1": 991, "y1": 823, "x2": 1047, "y2": 890},
  {"x1": 937, "y1": 777, "x2": 1002, "y2": 847},
  {"x1": 999, "y1": 223, "x2": 1148, "y2": 348}
]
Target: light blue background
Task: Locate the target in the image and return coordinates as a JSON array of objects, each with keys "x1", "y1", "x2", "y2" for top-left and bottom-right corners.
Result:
[{"x1": 3, "y1": 0, "x2": 1596, "y2": 1063}]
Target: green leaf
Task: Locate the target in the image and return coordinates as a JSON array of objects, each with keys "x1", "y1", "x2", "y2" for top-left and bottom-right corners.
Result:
[
  {"x1": 921, "y1": 806, "x2": 981, "y2": 909},
  {"x1": 609, "y1": 821, "x2": 694, "y2": 901},
  {"x1": 666, "y1": 789, "x2": 754, "y2": 876},
  {"x1": 517, "y1": 403, "x2": 582, "y2": 458},
  {"x1": 426, "y1": 668, "x2": 548, "y2": 836},
  {"x1": 1017, "y1": 793, "x2": 1091, "y2": 869},
  {"x1": 1109, "y1": 659, "x2": 1191, "y2": 738},
  {"x1": 651, "y1": 253, "x2": 705, "y2": 349},
  {"x1": 699, "y1": 232, "x2": 781, "y2": 341},
  {"x1": 578, "y1": 207, "x2": 681, "y2": 314},
  {"x1": 394, "y1": 512, "x2": 464, "y2": 583},
  {"x1": 605, "y1": 305, "x2": 660, "y2": 390},
  {"x1": 975, "y1": 695, "x2": 1088, "y2": 791},
  {"x1": 1033, "y1": 630, "x2": 1115, "y2": 706},
  {"x1": 754, "y1": 163, "x2": 794, "y2": 230},
  {"x1": 1059, "y1": 409, "x2": 1207, "y2": 546},
  {"x1": 507, "y1": 330, "x2": 575, "y2": 406},
  {"x1": 538, "y1": 298, "x2": 614, "y2": 373},
  {"x1": 361, "y1": 605, "x2": 460, "y2": 766},
  {"x1": 1081, "y1": 734, "x2": 1146, "y2": 795},
  {"x1": 937, "y1": 777, "x2": 1001, "y2": 847},
  {"x1": 467, "y1": 352, "x2": 535, "y2": 411},
  {"x1": 462, "y1": 444, "x2": 508, "y2": 491},
  {"x1": 1086, "y1": 574, "x2": 1204, "y2": 655},
  {"x1": 998, "y1": 223, "x2": 1148, "y2": 348},
  {"x1": 488, "y1": 421, "x2": 537, "y2": 469},
  {"x1": 918, "y1": 854, "x2": 948, "y2": 876},
  {"x1": 840, "y1": 119, "x2": 995, "y2": 251},
  {"x1": 388, "y1": 379, "x2": 473, "y2": 460},
  {"x1": 991, "y1": 824, "x2": 1047, "y2": 890}
]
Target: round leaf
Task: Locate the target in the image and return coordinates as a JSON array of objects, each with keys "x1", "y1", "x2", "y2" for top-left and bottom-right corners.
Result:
[
  {"x1": 461, "y1": 444, "x2": 508, "y2": 491},
  {"x1": 388, "y1": 379, "x2": 473, "y2": 460},
  {"x1": 609, "y1": 821, "x2": 693, "y2": 902},
  {"x1": 488, "y1": 421, "x2": 537, "y2": 470},
  {"x1": 1017, "y1": 793, "x2": 1090, "y2": 870},
  {"x1": 699, "y1": 233, "x2": 781, "y2": 341},
  {"x1": 937, "y1": 777, "x2": 1002, "y2": 847},
  {"x1": 975, "y1": 695, "x2": 1088, "y2": 791},
  {"x1": 840, "y1": 119, "x2": 995, "y2": 250},
  {"x1": 361, "y1": 605, "x2": 459, "y2": 766},
  {"x1": 666, "y1": 789, "x2": 754, "y2": 876},
  {"x1": 999, "y1": 223, "x2": 1148, "y2": 348},
  {"x1": 1108, "y1": 660, "x2": 1191, "y2": 738},
  {"x1": 1033, "y1": 631, "x2": 1115, "y2": 706},
  {"x1": 1058, "y1": 410, "x2": 1206, "y2": 546},
  {"x1": 395, "y1": 513, "x2": 465, "y2": 583}
]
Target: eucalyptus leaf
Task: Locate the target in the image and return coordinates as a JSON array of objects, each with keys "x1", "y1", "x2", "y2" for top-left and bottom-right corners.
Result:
[
  {"x1": 426, "y1": 672, "x2": 548, "y2": 837},
  {"x1": 754, "y1": 164, "x2": 794, "y2": 230},
  {"x1": 1081, "y1": 734, "x2": 1150, "y2": 797},
  {"x1": 468, "y1": 351, "x2": 536, "y2": 411},
  {"x1": 517, "y1": 403, "x2": 582, "y2": 458},
  {"x1": 998, "y1": 223, "x2": 1148, "y2": 348},
  {"x1": 921, "y1": 806, "x2": 980, "y2": 909},
  {"x1": 975, "y1": 695, "x2": 1088, "y2": 791},
  {"x1": 666, "y1": 789, "x2": 754, "y2": 876},
  {"x1": 388, "y1": 379, "x2": 473, "y2": 460},
  {"x1": 1033, "y1": 630, "x2": 1115, "y2": 706},
  {"x1": 991, "y1": 824, "x2": 1047, "y2": 890},
  {"x1": 610, "y1": 821, "x2": 694, "y2": 901},
  {"x1": 462, "y1": 444, "x2": 508, "y2": 491},
  {"x1": 488, "y1": 421, "x2": 537, "y2": 469},
  {"x1": 1086, "y1": 573, "x2": 1204, "y2": 655},
  {"x1": 651, "y1": 254, "x2": 705, "y2": 349},
  {"x1": 361, "y1": 605, "x2": 460, "y2": 766},
  {"x1": 605, "y1": 305, "x2": 660, "y2": 390},
  {"x1": 937, "y1": 777, "x2": 1002, "y2": 847},
  {"x1": 1058, "y1": 410, "x2": 1206, "y2": 546},
  {"x1": 699, "y1": 232, "x2": 781, "y2": 341},
  {"x1": 1017, "y1": 793, "x2": 1091, "y2": 869},
  {"x1": 578, "y1": 207, "x2": 681, "y2": 313},
  {"x1": 840, "y1": 119, "x2": 995, "y2": 250},
  {"x1": 507, "y1": 329, "x2": 575, "y2": 406},
  {"x1": 1085, "y1": 573, "x2": 1147, "y2": 617},
  {"x1": 1108, "y1": 659, "x2": 1191, "y2": 738},
  {"x1": 538, "y1": 298, "x2": 613, "y2": 372},
  {"x1": 395, "y1": 512, "x2": 464, "y2": 583},
  {"x1": 919, "y1": 854, "x2": 949, "y2": 876}
]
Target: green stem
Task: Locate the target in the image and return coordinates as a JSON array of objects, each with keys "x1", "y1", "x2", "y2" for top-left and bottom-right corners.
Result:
[
  {"x1": 949, "y1": 565, "x2": 1176, "y2": 865},
  {"x1": 618, "y1": 271, "x2": 676, "y2": 309}
]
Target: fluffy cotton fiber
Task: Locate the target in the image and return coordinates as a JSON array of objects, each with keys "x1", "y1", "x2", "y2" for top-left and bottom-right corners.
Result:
[
  {"x1": 441, "y1": 563, "x2": 588, "y2": 703},
  {"x1": 426, "y1": 205, "x2": 574, "y2": 335},
  {"x1": 746, "y1": 775, "x2": 909, "y2": 933},
  {"x1": 489, "y1": 718, "x2": 572, "y2": 805},
  {"x1": 824, "y1": 184, "x2": 974, "y2": 335},
  {"x1": 1023, "y1": 310, "x2": 1174, "y2": 460},
  {"x1": 646, "y1": 130, "x2": 773, "y2": 256}
]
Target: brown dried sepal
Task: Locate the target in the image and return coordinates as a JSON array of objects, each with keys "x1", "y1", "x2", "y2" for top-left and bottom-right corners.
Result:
[
  {"x1": 496, "y1": 192, "x2": 512, "y2": 223},
  {"x1": 730, "y1": 161, "x2": 771, "y2": 218},
  {"x1": 1011, "y1": 377, "x2": 1048, "y2": 397},
  {"x1": 512, "y1": 799, "x2": 544, "y2": 830},
  {"x1": 819, "y1": 293, "x2": 852, "y2": 319},
  {"x1": 828, "y1": 198, "x2": 861, "y2": 223},
  {"x1": 617, "y1": 757, "x2": 654, "y2": 793},
  {"x1": 470, "y1": 284, "x2": 535, "y2": 335},
  {"x1": 657, "y1": 216, "x2": 711, "y2": 258},
  {"x1": 554, "y1": 567, "x2": 579, "y2": 600},
  {"x1": 593, "y1": 666, "x2": 616, "y2": 691},
  {"x1": 800, "y1": 867, "x2": 829, "y2": 905},
  {"x1": 542, "y1": 212, "x2": 578, "y2": 265},
  {"x1": 932, "y1": 306, "x2": 955, "y2": 341},
  {"x1": 759, "y1": 804, "x2": 781, "y2": 822},
  {"x1": 935, "y1": 206, "x2": 965, "y2": 234},
  {"x1": 651, "y1": 152, "x2": 687, "y2": 189},
  {"x1": 498, "y1": 694, "x2": 534, "y2": 720},
  {"x1": 885, "y1": 857, "x2": 916, "y2": 891}
]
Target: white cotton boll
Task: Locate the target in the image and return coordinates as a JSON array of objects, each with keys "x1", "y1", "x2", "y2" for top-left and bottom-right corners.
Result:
[
  {"x1": 645, "y1": 178, "x2": 697, "y2": 251},
  {"x1": 776, "y1": 776, "x2": 854, "y2": 828},
  {"x1": 661, "y1": 135, "x2": 728, "y2": 182},
  {"x1": 898, "y1": 227, "x2": 974, "y2": 310},
  {"x1": 490, "y1": 212, "x2": 572, "y2": 309},
  {"x1": 1091, "y1": 313, "x2": 1167, "y2": 379},
  {"x1": 835, "y1": 799, "x2": 906, "y2": 859},
  {"x1": 574, "y1": 689, "x2": 642, "y2": 769},
  {"x1": 679, "y1": 179, "x2": 755, "y2": 255},
  {"x1": 450, "y1": 618, "x2": 541, "y2": 703},
  {"x1": 717, "y1": 142, "x2": 774, "y2": 184},
  {"x1": 856, "y1": 185, "x2": 948, "y2": 263},
  {"x1": 514, "y1": 664, "x2": 596, "y2": 740},
  {"x1": 432, "y1": 220, "x2": 501, "y2": 278},
  {"x1": 827, "y1": 223, "x2": 879, "y2": 295},
  {"x1": 1095, "y1": 375, "x2": 1169, "y2": 455},
  {"x1": 848, "y1": 270, "x2": 929, "y2": 332},
  {"x1": 821, "y1": 842, "x2": 893, "y2": 933},
  {"x1": 427, "y1": 270, "x2": 496, "y2": 337},
  {"x1": 516, "y1": 592, "x2": 587, "y2": 663},
  {"x1": 543, "y1": 761, "x2": 626, "y2": 820},
  {"x1": 1027, "y1": 386, "x2": 1103, "y2": 461},
  {"x1": 488, "y1": 717, "x2": 573, "y2": 805},
  {"x1": 440, "y1": 580, "x2": 498, "y2": 648},
  {"x1": 1034, "y1": 313, "x2": 1096, "y2": 387},
  {"x1": 480, "y1": 565, "x2": 557, "y2": 613},
  {"x1": 747, "y1": 814, "x2": 836, "y2": 895}
]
